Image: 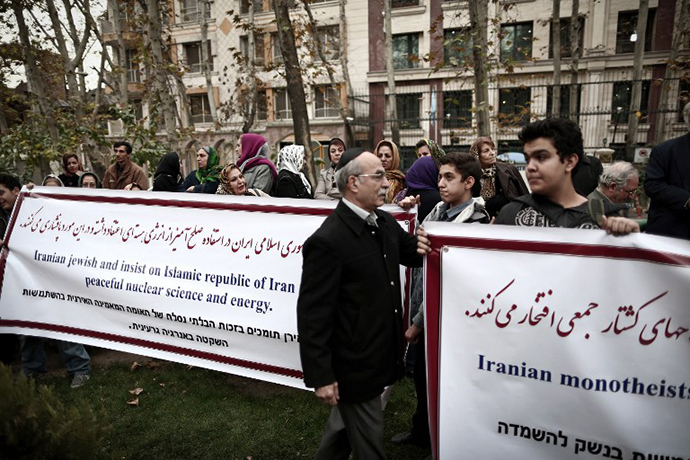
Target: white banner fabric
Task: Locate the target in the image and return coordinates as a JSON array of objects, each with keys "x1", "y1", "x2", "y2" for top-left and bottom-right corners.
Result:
[
  {"x1": 0, "y1": 187, "x2": 414, "y2": 389},
  {"x1": 423, "y1": 222, "x2": 690, "y2": 460}
]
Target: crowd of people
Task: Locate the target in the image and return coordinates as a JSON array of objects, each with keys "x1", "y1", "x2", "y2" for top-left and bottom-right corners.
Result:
[{"x1": 1, "y1": 105, "x2": 689, "y2": 459}]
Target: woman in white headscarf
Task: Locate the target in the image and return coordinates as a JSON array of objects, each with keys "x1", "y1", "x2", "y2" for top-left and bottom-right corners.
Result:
[{"x1": 273, "y1": 145, "x2": 313, "y2": 199}]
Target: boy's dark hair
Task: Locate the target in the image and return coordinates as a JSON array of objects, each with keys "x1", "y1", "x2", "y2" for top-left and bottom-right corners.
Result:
[
  {"x1": 438, "y1": 152, "x2": 482, "y2": 197},
  {"x1": 0, "y1": 173, "x2": 21, "y2": 191},
  {"x1": 519, "y1": 118, "x2": 583, "y2": 173},
  {"x1": 113, "y1": 141, "x2": 132, "y2": 155}
]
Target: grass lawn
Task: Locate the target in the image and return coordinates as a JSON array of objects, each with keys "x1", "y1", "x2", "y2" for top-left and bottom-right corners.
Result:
[{"x1": 20, "y1": 347, "x2": 431, "y2": 460}]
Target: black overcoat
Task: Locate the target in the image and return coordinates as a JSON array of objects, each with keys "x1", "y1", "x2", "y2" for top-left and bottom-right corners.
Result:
[{"x1": 297, "y1": 201, "x2": 421, "y2": 403}]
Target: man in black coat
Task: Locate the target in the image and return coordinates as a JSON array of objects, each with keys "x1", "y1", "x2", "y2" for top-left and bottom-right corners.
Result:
[
  {"x1": 644, "y1": 102, "x2": 690, "y2": 240},
  {"x1": 297, "y1": 149, "x2": 421, "y2": 459}
]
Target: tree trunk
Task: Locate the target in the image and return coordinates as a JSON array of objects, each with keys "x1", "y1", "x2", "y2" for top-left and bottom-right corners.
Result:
[
  {"x1": 200, "y1": 0, "x2": 217, "y2": 122},
  {"x1": 303, "y1": 0, "x2": 355, "y2": 147},
  {"x1": 241, "y1": 0, "x2": 257, "y2": 134},
  {"x1": 10, "y1": 0, "x2": 59, "y2": 168},
  {"x1": 339, "y1": 0, "x2": 356, "y2": 147},
  {"x1": 384, "y1": 0, "x2": 399, "y2": 145},
  {"x1": 469, "y1": 0, "x2": 490, "y2": 136},
  {"x1": 568, "y1": 0, "x2": 580, "y2": 122},
  {"x1": 653, "y1": 0, "x2": 689, "y2": 143},
  {"x1": 625, "y1": 0, "x2": 649, "y2": 161},
  {"x1": 551, "y1": 0, "x2": 561, "y2": 117},
  {"x1": 108, "y1": 0, "x2": 129, "y2": 106},
  {"x1": 272, "y1": 0, "x2": 316, "y2": 185},
  {"x1": 147, "y1": 0, "x2": 177, "y2": 148}
]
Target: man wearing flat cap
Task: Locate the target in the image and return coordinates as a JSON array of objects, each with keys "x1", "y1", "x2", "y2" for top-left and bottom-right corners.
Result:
[{"x1": 297, "y1": 148, "x2": 422, "y2": 459}]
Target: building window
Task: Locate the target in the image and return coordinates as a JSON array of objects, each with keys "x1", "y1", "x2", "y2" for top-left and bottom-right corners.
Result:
[
  {"x1": 315, "y1": 85, "x2": 340, "y2": 118},
  {"x1": 270, "y1": 33, "x2": 282, "y2": 65},
  {"x1": 125, "y1": 49, "x2": 140, "y2": 83},
  {"x1": 189, "y1": 94, "x2": 213, "y2": 123},
  {"x1": 611, "y1": 81, "x2": 651, "y2": 122},
  {"x1": 678, "y1": 79, "x2": 690, "y2": 122},
  {"x1": 546, "y1": 84, "x2": 581, "y2": 120},
  {"x1": 240, "y1": 0, "x2": 265, "y2": 14},
  {"x1": 180, "y1": 0, "x2": 211, "y2": 22},
  {"x1": 500, "y1": 22, "x2": 533, "y2": 62},
  {"x1": 393, "y1": 33, "x2": 419, "y2": 70},
  {"x1": 498, "y1": 87, "x2": 531, "y2": 126},
  {"x1": 443, "y1": 90, "x2": 472, "y2": 129},
  {"x1": 130, "y1": 99, "x2": 144, "y2": 121},
  {"x1": 315, "y1": 25, "x2": 340, "y2": 61},
  {"x1": 548, "y1": 17, "x2": 584, "y2": 59},
  {"x1": 183, "y1": 41, "x2": 213, "y2": 73},
  {"x1": 274, "y1": 89, "x2": 292, "y2": 120},
  {"x1": 255, "y1": 33, "x2": 266, "y2": 66},
  {"x1": 444, "y1": 28, "x2": 472, "y2": 67},
  {"x1": 392, "y1": 0, "x2": 419, "y2": 7},
  {"x1": 396, "y1": 93, "x2": 421, "y2": 129},
  {"x1": 615, "y1": 9, "x2": 656, "y2": 54},
  {"x1": 257, "y1": 90, "x2": 267, "y2": 120}
]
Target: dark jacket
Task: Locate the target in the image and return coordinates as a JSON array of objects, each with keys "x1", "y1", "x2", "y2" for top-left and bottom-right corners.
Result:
[
  {"x1": 178, "y1": 171, "x2": 220, "y2": 194},
  {"x1": 297, "y1": 201, "x2": 421, "y2": 403},
  {"x1": 153, "y1": 152, "x2": 182, "y2": 192},
  {"x1": 274, "y1": 170, "x2": 313, "y2": 199},
  {"x1": 644, "y1": 133, "x2": 690, "y2": 239},
  {"x1": 496, "y1": 194, "x2": 625, "y2": 228},
  {"x1": 572, "y1": 154, "x2": 603, "y2": 197},
  {"x1": 485, "y1": 162, "x2": 530, "y2": 217},
  {"x1": 58, "y1": 173, "x2": 80, "y2": 188}
]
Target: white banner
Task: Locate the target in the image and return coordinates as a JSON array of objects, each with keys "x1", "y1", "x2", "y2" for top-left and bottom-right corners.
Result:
[
  {"x1": 0, "y1": 187, "x2": 415, "y2": 389},
  {"x1": 423, "y1": 223, "x2": 690, "y2": 460}
]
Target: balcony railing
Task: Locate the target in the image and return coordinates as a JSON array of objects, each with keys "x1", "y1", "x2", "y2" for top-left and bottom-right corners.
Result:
[
  {"x1": 191, "y1": 113, "x2": 214, "y2": 123},
  {"x1": 185, "y1": 62, "x2": 214, "y2": 73},
  {"x1": 315, "y1": 106, "x2": 339, "y2": 118},
  {"x1": 180, "y1": 6, "x2": 211, "y2": 23},
  {"x1": 127, "y1": 68, "x2": 141, "y2": 83}
]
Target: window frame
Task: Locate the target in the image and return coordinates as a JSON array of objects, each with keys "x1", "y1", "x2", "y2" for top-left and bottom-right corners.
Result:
[
  {"x1": 497, "y1": 86, "x2": 532, "y2": 127},
  {"x1": 392, "y1": 33, "x2": 420, "y2": 70},
  {"x1": 443, "y1": 90, "x2": 473, "y2": 129},
  {"x1": 500, "y1": 21, "x2": 533, "y2": 62}
]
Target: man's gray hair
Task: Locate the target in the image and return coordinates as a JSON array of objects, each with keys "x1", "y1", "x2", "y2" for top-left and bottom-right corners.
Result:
[
  {"x1": 599, "y1": 161, "x2": 638, "y2": 189},
  {"x1": 335, "y1": 158, "x2": 362, "y2": 193}
]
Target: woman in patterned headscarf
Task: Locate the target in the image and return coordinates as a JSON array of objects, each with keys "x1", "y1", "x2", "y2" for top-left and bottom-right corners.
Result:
[
  {"x1": 216, "y1": 163, "x2": 269, "y2": 197},
  {"x1": 415, "y1": 138, "x2": 446, "y2": 162},
  {"x1": 274, "y1": 145, "x2": 313, "y2": 199},
  {"x1": 235, "y1": 133, "x2": 278, "y2": 194},
  {"x1": 374, "y1": 139, "x2": 406, "y2": 204},
  {"x1": 179, "y1": 145, "x2": 223, "y2": 194},
  {"x1": 470, "y1": 136, "x2": 529, "y2": 217}
]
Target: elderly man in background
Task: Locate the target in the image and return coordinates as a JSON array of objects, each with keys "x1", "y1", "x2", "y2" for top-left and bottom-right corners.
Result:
[
  {"x1": 644, "y1": 102, "x2": 690, "y2": 240},
  {"x1": 588, "y1": 161, "x2": 639, "y2": 216},
  {"x1": 297, "y1": 148, "x2": 421, "y2": 459}
]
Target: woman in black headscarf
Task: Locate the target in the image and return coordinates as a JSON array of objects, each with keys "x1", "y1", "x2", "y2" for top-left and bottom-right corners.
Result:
[{"x1": 153, "y1": 152, "x2": 183, "y2": 192}]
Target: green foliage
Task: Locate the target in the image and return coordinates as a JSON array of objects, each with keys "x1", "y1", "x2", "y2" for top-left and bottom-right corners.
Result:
[{"x1": 0, "y1": 364, "x2": 107, "y2": 460}]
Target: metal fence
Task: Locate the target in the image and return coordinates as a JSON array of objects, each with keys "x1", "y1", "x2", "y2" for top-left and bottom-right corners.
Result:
[{"x1": 348, "y1": 76, "x2": 689, "y2": 169}]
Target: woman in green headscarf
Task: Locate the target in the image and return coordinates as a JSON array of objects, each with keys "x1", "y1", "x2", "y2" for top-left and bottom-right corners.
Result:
[
  {"x1": 179, "y1": 146, "x2": 223, "y2": 194},
  {"x1": 415, "y1": 138, "x2": 446, "y2": 162}
]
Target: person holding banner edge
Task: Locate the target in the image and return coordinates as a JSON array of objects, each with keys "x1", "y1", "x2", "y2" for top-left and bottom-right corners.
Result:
[
  {"x1": 395, "y1": 152, "x2": 491, "y2": 453},
  {"x1": 297, "y1": 148, "x2": 422, "y2": 460}
]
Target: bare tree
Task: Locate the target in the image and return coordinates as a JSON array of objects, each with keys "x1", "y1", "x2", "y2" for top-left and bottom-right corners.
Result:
[
  {"x1": 146, "y1": 0, "x2": 177, "y2": 148},
  {"x1": 272, "y1": 0, "x2": 317, "y2": 184},
  {"x1": 338, "y1": 0, "x2": 355, "y2": 146},
  {"x1": 625, "y1": 0, "x2": 649, "y2": 160},
  {"x1": 468, "y1": 0, "x2": 490, "y2": 136},
  {"x1": 653, "y1": 0, "x2": 689, "y2": 143},
  {"x1": 551, "y1": 0, "x2": 561, "y2": 117},
  {"x1": 199, "y1": 0, "x2": 217, "y2": 122},
  {"x1": 384, "y1": 0, "x2": 399, "y2": 145},
  {"x1": 568, "y1": 0, "x2": 580, "y2": 122},
  {"x1": 241, "y1": 1, "x2": 258, "y2": 133},
  {"x1": 303, "y1": 0, "x2": 355, "y2": 146}
]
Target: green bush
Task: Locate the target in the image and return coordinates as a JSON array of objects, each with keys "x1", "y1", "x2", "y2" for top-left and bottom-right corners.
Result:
[{"x1": 0, "y1": 364, "x2": 107, "y2": 460}]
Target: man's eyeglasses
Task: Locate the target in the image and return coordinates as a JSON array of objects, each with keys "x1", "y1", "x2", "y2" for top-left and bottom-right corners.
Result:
[
  {"x1": 357, "y1": 171, "x2": 386, "y2": 181},
  {"x1": 620, "y1": 187, "x2": 637, "y2": 196}
]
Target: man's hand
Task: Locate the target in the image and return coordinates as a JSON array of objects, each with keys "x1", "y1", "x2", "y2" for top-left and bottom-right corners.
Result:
[
  {"x1": 315, "y1": 382, "x2": 339, "y2": 406},
  {"x1": 398, "y1": 195, "x2": 420, "y2": 211},
  {"x1": 600, "y1": 216, "x2": 640, "y2": 236},
  {"x1": 417, "y1": 225, "x2": 431, "y2": 255},
  {"x1": 186, "y1": 186, "x2": 195, "y2": 192},
  {"x1": 405, "y1": 324, "x2": 422, "y2": 344}
]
